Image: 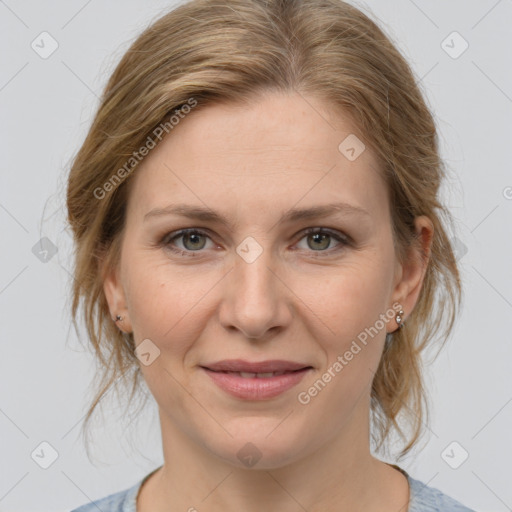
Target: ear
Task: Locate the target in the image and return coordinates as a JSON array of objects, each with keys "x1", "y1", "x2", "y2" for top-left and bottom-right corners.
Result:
[
  {"x1": 102, "y1": 259, "x2": 133, "y2": 334},
  {"x1": 387, "y1": 215, "x2": 434, "y2": 333}
]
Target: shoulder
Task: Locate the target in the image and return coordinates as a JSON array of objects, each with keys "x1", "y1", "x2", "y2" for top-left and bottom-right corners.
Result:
[
  {"x1": 69, "y1": 480, "x2": 141, "y2": 512},
  {"x1": 70, "y1": 466, "x2": 161, "y2": 512},
  {"x1": 407, "y1": 474, "x2": 477, "y2": 512}
]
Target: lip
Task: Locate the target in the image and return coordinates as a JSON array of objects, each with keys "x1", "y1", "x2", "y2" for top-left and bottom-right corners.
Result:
[
  {"x1": 202, "y1": 359, "x2": 311, "y2": 373},
  {"x1": 200, "y1": 360, "x2": 313, "y2": 400}
]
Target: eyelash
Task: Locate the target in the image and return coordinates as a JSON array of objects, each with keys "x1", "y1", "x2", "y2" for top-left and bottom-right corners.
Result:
[{"x1": 159, "y1": 227, "x2": 351, "y2": 258}]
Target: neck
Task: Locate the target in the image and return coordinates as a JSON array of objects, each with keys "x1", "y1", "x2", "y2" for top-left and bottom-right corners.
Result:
[{"x1": 138, "y1": 400, "x2": 409, "y2": 512}]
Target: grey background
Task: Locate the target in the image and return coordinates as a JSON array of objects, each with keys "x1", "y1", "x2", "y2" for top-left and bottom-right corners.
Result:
[{"x1": 1, "y1": 0, "x2": 511, "y2": 510}]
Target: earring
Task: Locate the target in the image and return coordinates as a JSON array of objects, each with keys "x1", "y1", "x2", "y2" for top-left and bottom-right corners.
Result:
[
  {"x1": 395, "y1": 309, "x2": 405, "y2": 329},
  {"x1": 114, "y1": 314, "x2": 123, "y2": 322}
]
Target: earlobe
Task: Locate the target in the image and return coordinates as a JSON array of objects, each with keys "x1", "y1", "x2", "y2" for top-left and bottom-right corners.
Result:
[{"x1": 102, "y1": 263, "x2": 132, "y2": 333}]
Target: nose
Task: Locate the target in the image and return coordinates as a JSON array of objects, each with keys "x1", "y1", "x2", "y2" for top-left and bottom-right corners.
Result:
[{"x1": 217, "y1": 242, "x2": 293, "y2": 341}]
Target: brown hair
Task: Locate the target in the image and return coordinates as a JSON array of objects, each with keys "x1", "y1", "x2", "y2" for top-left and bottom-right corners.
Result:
[{"x1": 66, "y1": 0, "x2": 462, "y2": 460}]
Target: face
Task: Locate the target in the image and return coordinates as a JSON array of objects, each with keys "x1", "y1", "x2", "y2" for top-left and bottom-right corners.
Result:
[{"x1": 104, "y1": 90, "x2": 431, "y2": 469}]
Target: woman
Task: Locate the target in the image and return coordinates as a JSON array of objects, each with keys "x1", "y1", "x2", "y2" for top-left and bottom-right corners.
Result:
[{"x1": 67, "y1": 0, "x2": 476, "y2": 510}]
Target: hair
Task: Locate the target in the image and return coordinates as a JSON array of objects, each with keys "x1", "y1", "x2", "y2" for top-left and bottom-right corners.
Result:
[{"x1": 66, "y1": 0, "x2": 462, "y2": 461}]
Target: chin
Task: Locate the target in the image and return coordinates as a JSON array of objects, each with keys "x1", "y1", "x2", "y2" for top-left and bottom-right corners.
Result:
[{"x1": 207, "y1": 426, "x2": 307, "y2": 471}]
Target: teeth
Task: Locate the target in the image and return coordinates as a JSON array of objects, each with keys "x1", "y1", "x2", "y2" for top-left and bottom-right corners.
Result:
[
  {"x1": 239, "y1": 372, "x2": 257, "y2": 378},
  {"x1": 227, "y1": 371, "x2": 288, "y2": 378}
]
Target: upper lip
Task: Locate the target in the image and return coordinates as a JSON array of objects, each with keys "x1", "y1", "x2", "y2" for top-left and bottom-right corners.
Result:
[{"x1": 202, "y1": 359, "x2": 312, "y2": 373}]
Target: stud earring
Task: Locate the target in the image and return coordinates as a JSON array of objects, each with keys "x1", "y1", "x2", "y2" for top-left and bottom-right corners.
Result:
[
  {"x1": 114, "y1": 314, "x2": 123, "y2": 322},
  {"x1": 395, "y1": 309, "x2": 405, "y2": 329}
]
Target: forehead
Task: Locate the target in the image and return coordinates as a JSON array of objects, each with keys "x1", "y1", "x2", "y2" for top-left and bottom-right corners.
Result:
[{"x1": 125, "y1": 91, "x2": 389, "y2": 226}]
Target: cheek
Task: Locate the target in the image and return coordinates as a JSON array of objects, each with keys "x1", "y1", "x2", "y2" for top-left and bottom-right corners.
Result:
[
  {"x1": 125, "y1": 256, "x2": 223, "y2": 365},
  {"x1": 294, "y1": 255, "x2": 392, "y2": 344},
  {"x1": 124, "y1": 259, "x2": 212, "y2": 413},
  {"x1": 292, "y1": 258, "x2": 395, "y2": 414},
  {"x1": 125, "y1": 255, "x2": 190, "y2": 333},
  {"x1": 295, "y1": 264, "x2": 392, "y2": 421}
]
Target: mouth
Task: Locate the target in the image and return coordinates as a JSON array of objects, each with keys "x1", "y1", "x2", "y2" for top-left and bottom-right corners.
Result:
[
  {"x1": 201, "y1": 359, "x2": 313, "y2": 374},
  {"x1": 201, "y1": 368, "x2": 311, "y2": 378},
  {"x1": 200, "y1": 360, "x2": 313, "y2": 400}
]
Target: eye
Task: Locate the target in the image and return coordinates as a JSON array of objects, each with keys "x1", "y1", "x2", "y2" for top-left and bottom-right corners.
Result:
[
  {"x1": 161, "y1": 229, "x2": 214, "y2": 257},
  {"x1": 296, "y1": 227, "x2": 349, "y2": 255},
  {"x1": 160, "y1": 227, "x2": 350, "y2": 258}
]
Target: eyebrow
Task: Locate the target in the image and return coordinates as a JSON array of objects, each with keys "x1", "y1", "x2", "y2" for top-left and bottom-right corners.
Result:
[{"x1": 144, "y1": 202, "x2": 370, "y2": 228}]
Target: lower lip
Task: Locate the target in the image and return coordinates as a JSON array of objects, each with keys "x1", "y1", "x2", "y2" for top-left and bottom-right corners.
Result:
[{"x1": 202, "y1": 368, "x2": 311, "y2": 400}]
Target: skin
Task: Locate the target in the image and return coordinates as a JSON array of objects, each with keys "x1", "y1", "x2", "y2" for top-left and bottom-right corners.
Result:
[{"x1": 103, "y1": 89, "x2": 433, "y2": 512}]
